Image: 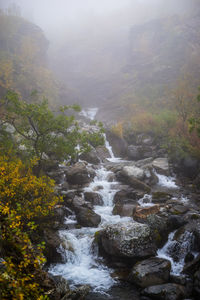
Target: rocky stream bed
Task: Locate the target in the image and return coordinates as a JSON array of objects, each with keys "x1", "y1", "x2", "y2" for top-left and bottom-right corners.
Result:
[{"x1": 45, "y1": 109, "x2": 200, "y2": 300}]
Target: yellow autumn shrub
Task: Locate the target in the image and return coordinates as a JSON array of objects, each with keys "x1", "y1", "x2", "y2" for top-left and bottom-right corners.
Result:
[{"x1": 0, "y1": 156, "x2": 62, "y2": 299}]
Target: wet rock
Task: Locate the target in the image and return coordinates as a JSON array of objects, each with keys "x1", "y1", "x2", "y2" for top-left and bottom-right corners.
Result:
[
  {"x1": 183, "y1": 254, "x2": 200, "y2": 275},
  {"x1": 80, "y1": 149, "x2": 100, "y2": 164},
  {"x1": 133, "y1": 205, "x2": 160, "y2": 220},
  {"x1": 61, "y1": 182, "x2": 69, "y2": 191},
  {"x1": 96, "y1": 145, "x2": 111, "y2": 161},
  {"x1": 169, "y1": 205, "x2": 189, "y2": 215},
  {"x1": 152, "y1": 157, "x2": 169, "y2": 176},
  {"x1": 129, "y1": 257, "x2": 171, "y2": 287},
  {"x1": 65, "y1": 162, "x2": 95, "y2": 185},
  {"x1": 142, "y1": 283, "x2": 186, "y2": 300},
  {"x1": 43, "y1": 229, "x2": 63, "y2": 264},
  {"x1": 139, "y1": 214, "x2": 170, "y2": 247},
  {"x1": 152, "y1": 191, "x2": 172, "y2": 203},
  {"x1": 61, "y1": 285, "x2": 90, "y2": 300},
  {"x1": 128, "y1": 177, "x2": 151, "y2": 193},
  {"x1": 106, "y1": 130, "x2": 128, "y2": 157},
  {"x1": 98, "y1": 221, "x2": 157, "y2": 261},
  {"x1": 47, "y1": 169, "x2": 65, "y2": 184},
  {"x1": 113, "y1": 189, "x2": 143, "y2": 204},
  {"x1": 127, "y1": 145, "x2": 142, "y2": 160},
  {"x1": 52, "y1": 275, "x2": 70, "y2": 298},
  {"x1": 194, "y1": 267, "x2": 200, "y2": 296},
  {"x1": 116, "y1": 169, "x2": 151, "y2": 192},
  {"x1": 113, "y1": 203, "x2": 137, "y2": 217},
  {"x1": 84, "y1": 192, "x2": 103, "y2": 206},
  {"x1": 76, "y1": 207, "x2": 101, "y2": 227}
]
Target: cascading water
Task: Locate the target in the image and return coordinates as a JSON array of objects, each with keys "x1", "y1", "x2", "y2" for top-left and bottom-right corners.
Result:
[
  {"x1": 49, "y1": 107, "x2": 197, "y2": 296},
  {"x1": 49, "y1": 107, "x2": 131, "y2": 293},
  {"x1": 157, "y1": 230, "x2": 195, "y2": 275}
]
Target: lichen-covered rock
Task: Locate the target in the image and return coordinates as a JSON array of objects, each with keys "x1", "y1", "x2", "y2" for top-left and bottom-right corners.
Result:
[
  {"x1": 98, "y1": 221, "x2": 157, "y2": 260},
  {"x1": 129, "y1": 257, "x2": 171, "y2": 287},
  {"x1": 142, "y1": 283, "x2": 186, "y2": 300}
]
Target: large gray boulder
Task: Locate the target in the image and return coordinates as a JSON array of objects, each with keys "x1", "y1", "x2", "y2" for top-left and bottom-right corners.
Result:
[
  {"x1": 98, "y1": 221, "x2": 157, "y2": 260},
  {"x1": 79, "y1": 149, "x2": 100, "y2": 164},
  {"x1": 142, "y1": 283, "x2": 186, "y2": 300},
  {"x1": 76, "y1": 207, "x2": 101, "y2": 227},
  {"x1": 152, "y1": 158, "x2": 169, "y2": 176},
  {"x1": 84, "y1": 192, "x2": 103, "y2": 206},
  {"x1": 113, "y1": 203, "x2": 137, "y2": 217},
  {"x1": 113, "y1": 188, "x2": 143, "y2": 205},
  {"x1": 129, "y1": 257, "x2": 171, "y2": 287},
  {"x1": 65, "y1": 162, "x2": 95, "y2": 185}
]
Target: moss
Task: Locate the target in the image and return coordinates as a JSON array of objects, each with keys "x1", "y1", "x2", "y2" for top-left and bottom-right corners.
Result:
[{"x1": 154, "y1": 229, "x2": 161, "y2": 242}]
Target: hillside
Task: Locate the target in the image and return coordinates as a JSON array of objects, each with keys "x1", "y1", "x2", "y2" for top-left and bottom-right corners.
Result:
[{"x1": 0, "y1": 12, "x2": 58, "y2": 104}]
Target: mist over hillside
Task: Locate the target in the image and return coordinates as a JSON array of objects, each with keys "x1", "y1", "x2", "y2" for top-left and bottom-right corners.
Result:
[{"x1": 0, "y1": 0, "x2": 199, "y2": 119}]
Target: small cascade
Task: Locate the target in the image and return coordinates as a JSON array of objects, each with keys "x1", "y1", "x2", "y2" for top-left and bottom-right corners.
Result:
[
  {"x1": 103, "y1": 133, "x2": 126, "y2": 163},
  {"x1": 138, "y1": 194, "x2": 154, "y2": 207},
  {"x1": 157, "y1": 230, "x2": 195, "y2": 275},
  {"x1": 155, "y1": 171, "x2": 178, "y2": 190},
  {"x1": 49, "y1": 108, "x2": 197, "y2": 297},
  {"x1": 49, "y1": 126, "x2": 131, "y2": 292}
]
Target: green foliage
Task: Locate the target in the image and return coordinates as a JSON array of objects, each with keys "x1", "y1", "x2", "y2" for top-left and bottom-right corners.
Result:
[{"x1": 0, "y1": 91, "x2": 104, "y2": 171}]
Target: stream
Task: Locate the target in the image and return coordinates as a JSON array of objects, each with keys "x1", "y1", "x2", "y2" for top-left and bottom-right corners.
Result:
[{"x1": 49, "y1": 108, "x2": 197, "y2": 299}]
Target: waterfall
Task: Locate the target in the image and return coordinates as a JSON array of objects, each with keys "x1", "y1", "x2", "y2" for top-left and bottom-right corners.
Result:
[
  {"x1": 49, "y1": 107, "x2": 196, "y2": 295},
  {"x1": 49, "y1": 126, "x2": 131, "y2": 292},
  {"x1": 157, "y1": 230, "x2": 195, "y2": 275}
]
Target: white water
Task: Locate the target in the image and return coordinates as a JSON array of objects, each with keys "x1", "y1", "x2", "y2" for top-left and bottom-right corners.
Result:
[
  {"x1": 138, "y1": 194, "x2": 155, "y2": 207},
  {"x1": 49, "y1": 140, "x2": 131, "y2": 292},
  {"x1": 157, "y1": 230, "x2": 195, "y2": 275},
  {"x1": 156, "y1": 172, "x2": 178, "y2": 189},
  {"x1": 49, "y1": 108, "x2": 194, "y2": 292},
  {"x1": 80, "y1": 107, "x2": 99, "y2": 120}
]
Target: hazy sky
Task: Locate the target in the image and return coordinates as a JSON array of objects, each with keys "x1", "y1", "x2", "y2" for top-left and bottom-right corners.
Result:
[{"x1": 0, "y1": 0, "x2": 192, "y2": 37}]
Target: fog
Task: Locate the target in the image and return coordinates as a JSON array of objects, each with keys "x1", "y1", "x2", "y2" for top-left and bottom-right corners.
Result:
[
  {"x1": 0, "y1": 0, "x2": 194, "y2": 39},
  {"x1": 0, "y1": 0, "x2": 198, "y2": 110}
]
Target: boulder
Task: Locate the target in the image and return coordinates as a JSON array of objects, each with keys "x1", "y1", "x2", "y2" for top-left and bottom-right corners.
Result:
[
  {"x1": 127, "y1": 145, "x2": 142, "y2": 160},
  {"x1": 79, "y1": 149, "x2": 100, "y2": 164},
  {"x1": 98, "y1": 221, "x2": 157, "y2": 261},
  {"x1": 152, "y1": 158, "x2": 169, "y2": 176},
  {"x1": 113, "y1": 189, "x2": 143, "y2": 205},
  {"x1": 52, "y1": 276, "x2": 70, "y2": 298},
  {"x1": 129, "y1": 257, "x2": 171, "y2": 287},
  {"x1": 96, "y1": 146, "x2": 111, "y2": 161},
  {"x1": 84, "y1": 192, "x2": 103, "y2": 206},
  {"x1": 65, "y1": 162, "x2": 95, "y2": 185},
  {"x1": 106, "y1": 130, "x2": 128, "y2": 157},
  {"x1": 133, "y1": 205, "x2": 160, "y2": 220},
  {"x1": 128, "y1": 177, "x2": 151, "y2": 193},
  {"x1": 116, "y1": 170, "x2": 151, "y2": 192},
  {"x1": 152, "y1": 191, "x2": 172, "y2": 203},
  {"x1": 113, "y1": 203, "x2": 137, "y2": 217},
  {"x1": 43, "y1": 229, "x2": 63, "y2": 264},
  {"x1": 76, "y1": 207, "x2": 101, "y2": 227},
  {"x1": 142, "y1": 283, "x2": 186, "y2": 300}
]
